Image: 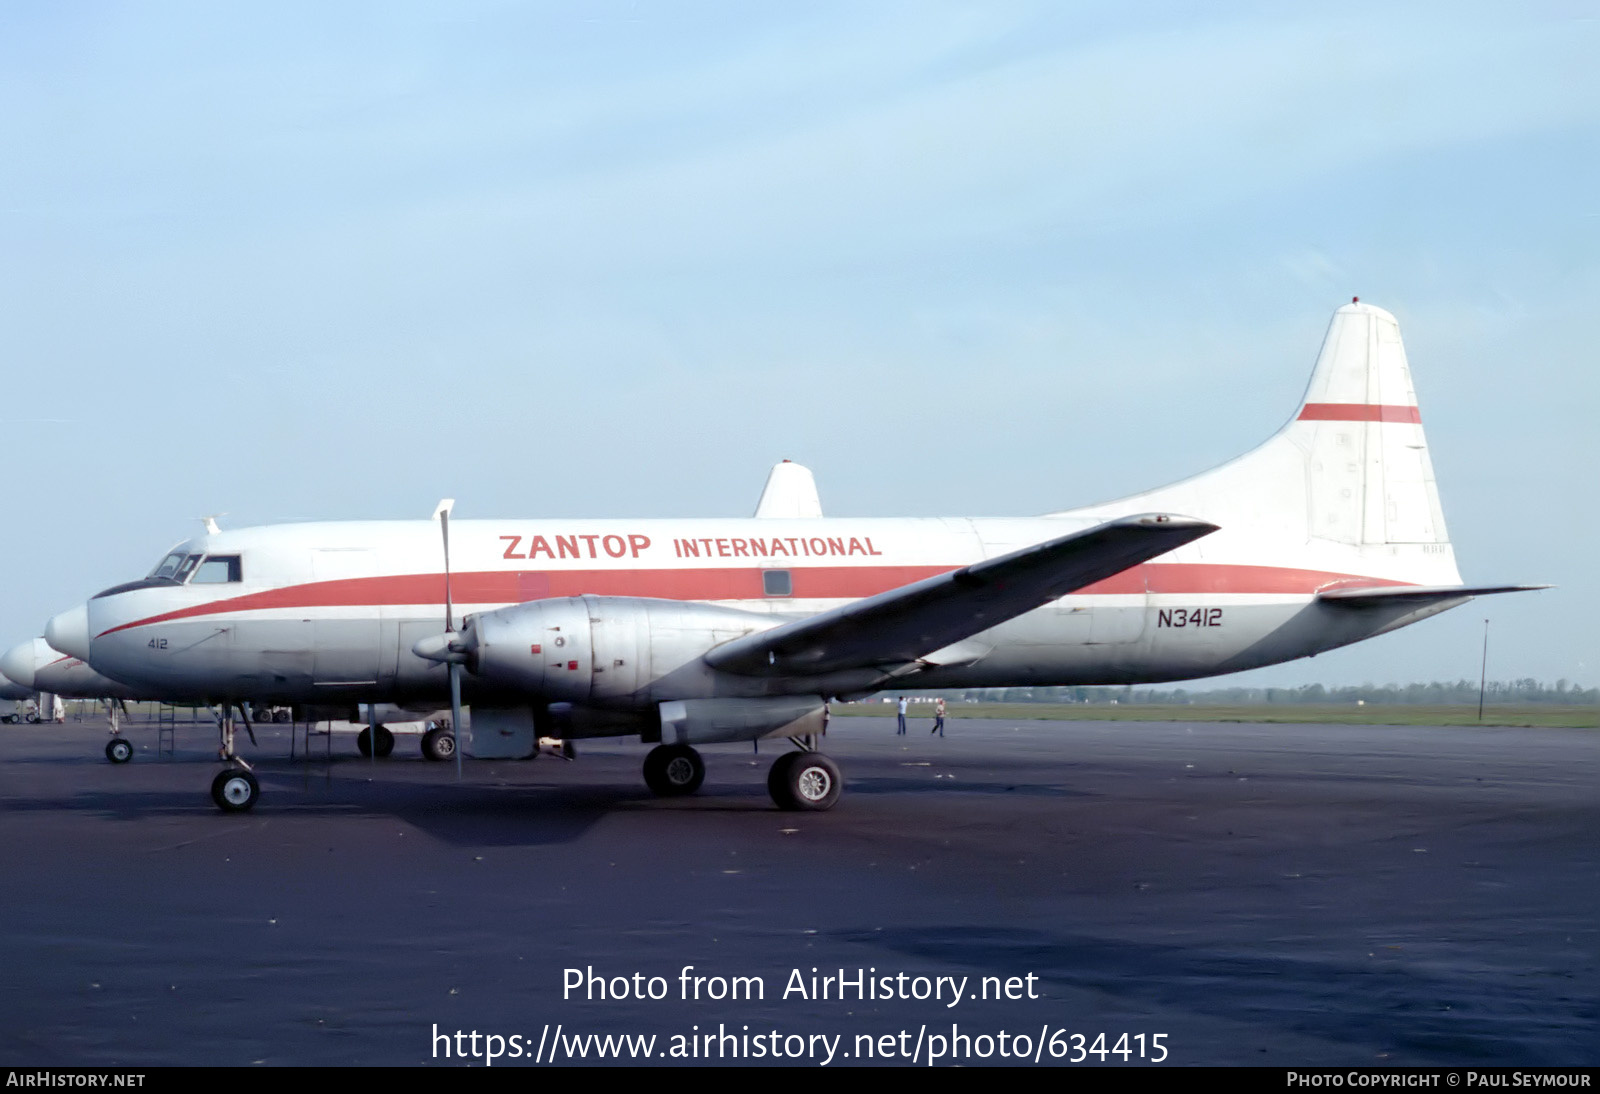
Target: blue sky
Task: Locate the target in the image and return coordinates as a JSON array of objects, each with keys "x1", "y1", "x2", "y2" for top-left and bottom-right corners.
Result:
[{"x1": 1, "y1": 2, "x2": 1595, "y2": 688}]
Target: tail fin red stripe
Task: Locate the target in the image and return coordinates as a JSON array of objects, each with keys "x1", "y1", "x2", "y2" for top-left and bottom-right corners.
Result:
[{"x1": 1298, "y1": 403, "x2": 1421, "y2": 423}]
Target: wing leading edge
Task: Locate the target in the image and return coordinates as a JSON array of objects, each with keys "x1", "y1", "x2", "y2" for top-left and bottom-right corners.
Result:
[{"x1": 705, "y1": 513, "x2": 1218, "y2": 678}]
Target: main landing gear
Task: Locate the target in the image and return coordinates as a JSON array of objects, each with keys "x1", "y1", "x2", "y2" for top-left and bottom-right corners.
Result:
[
  {"x1": 421, "y1": 724, "x2": 456, "y2": 761},
  {"x1": 767, "y1": 748, "x2": 842, "y2": 811},
  {"x1": 643, "y1": 744, "x2": 705, "y2": 796},
  {"x1": 356, "y1": 724, "x2": 396, "y2": 758},
  {"x1": 639, "y1": 737, "x2": 843, "y2": 811}
]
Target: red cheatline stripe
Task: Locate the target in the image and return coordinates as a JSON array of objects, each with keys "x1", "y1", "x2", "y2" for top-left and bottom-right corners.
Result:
[
  {"x1": 95, "y1": 564, "x2": 1415, "y2": 637},
  {"x1": 1298, "y1": 403, "x2": 1421, "y2": 423}
]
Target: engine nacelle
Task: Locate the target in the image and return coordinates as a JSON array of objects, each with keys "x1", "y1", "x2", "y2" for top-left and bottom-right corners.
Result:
[
  {"x1": 464, "y1": 596, "x2": 785, "y2": 705},
  {"x1": 659, "y1": 697, "x2": 824, "y2": 745}
]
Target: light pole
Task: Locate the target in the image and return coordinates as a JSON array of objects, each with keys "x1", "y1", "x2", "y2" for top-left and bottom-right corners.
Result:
[{"x1": 1478, "y1": 619, "x2": 1490, "y2": 721}]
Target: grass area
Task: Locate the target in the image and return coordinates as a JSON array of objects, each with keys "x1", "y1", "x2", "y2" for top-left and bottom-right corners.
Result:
[{"x1": 831, "y1": 701, "x2": 1599, "y2": 729}]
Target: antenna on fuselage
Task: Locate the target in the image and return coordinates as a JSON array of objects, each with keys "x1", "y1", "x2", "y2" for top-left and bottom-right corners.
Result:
[
  {"x1": 200, "y1": 514, "x2": 225, "y2": 535},
  {"x1": 433, "y1": 498, "x2": 464, "y2": 779}
]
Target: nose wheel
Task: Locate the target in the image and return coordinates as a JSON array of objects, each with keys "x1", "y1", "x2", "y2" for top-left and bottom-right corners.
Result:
[
  {"x1": 105, "y1": 737, "x2": 133, "y2": 764},
  {"x1": 210, "y1": 766, "x2": 259, "y2": 812}
]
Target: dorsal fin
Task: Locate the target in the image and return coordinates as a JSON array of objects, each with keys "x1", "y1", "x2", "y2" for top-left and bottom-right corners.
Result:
[{"x1": 754, "y1": 460, "x2": 822, "y2": 519}]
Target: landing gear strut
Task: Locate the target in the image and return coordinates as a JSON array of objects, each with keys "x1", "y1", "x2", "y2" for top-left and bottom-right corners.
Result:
[
  {"x1": 104, "y1": 698, "x2": 131, "y2": 763},
  {"x1": 210, "y1": 704, "x2": 259, "y2": 812},
  {"x1": 643, "y1": 744, "x2": 705, "y2": 796}
]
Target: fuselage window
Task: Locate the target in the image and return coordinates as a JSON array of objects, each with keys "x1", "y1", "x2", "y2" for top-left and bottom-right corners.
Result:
[
  {"x1": 190, "y1": 555, "x2": 243, "y2": 584},
  {"x1": 763, "y1": 569, "x2": 792, "y2": 596},
  {"x1": 150, "y1": 553, "x2": 185, "y2": 580}
]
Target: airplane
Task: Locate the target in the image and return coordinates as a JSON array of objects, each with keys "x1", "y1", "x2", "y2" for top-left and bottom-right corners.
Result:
[
  {"x1": 0, "y1": 666, "x2": 37, "y2": 722},
  {"x1": 0, "y1": 636, "x2": 155, "y2": 761},
  {"x1": 46, "y1": 300, "x2": 1544, "y2": 813},
  {"x1": 0, "y1": 631, "x2": 443, "y2": 762}
]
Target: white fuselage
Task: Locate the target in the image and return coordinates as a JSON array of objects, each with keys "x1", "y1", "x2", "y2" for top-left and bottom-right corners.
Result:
[
  {"x1": 79, "y1": 511, "x2": 1455, "y2": 707},
  {"x1": 71, "y1": 302, "x2": 1478, "y2": 717}
]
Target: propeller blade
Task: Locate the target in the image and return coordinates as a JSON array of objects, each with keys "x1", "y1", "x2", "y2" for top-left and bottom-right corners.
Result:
[
  {"x1": 434, "y1": 498, "x2": 456, "y2": 634},
  {"x1": 449, "y1": 661, "x2": 463, "y2": 780},
  {"x1": 434, "y1": 498, "x2": 460, "y2": 779}
]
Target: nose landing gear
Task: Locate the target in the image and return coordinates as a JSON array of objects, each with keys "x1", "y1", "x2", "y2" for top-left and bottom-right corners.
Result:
[{"x1": 208, "y1": 704, "x2": 260, "y2": 812}]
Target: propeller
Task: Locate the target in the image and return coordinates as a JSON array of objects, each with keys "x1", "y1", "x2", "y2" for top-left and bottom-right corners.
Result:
[{"x1": 433, "y1": 498, "x2": 464, "y2": 780}]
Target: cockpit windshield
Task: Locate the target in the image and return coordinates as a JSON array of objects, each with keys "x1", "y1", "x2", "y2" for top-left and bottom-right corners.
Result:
[{"x1": 150, "y1": 553, "x2": 186, "y2": 580}]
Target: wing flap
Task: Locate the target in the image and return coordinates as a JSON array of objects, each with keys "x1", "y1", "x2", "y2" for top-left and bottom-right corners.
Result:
[{"x1": 705, "y1": 513, "x2": 1217, "y2": 677}]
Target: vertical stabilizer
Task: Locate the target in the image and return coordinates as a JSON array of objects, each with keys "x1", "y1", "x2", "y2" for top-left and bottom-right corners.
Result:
[
  {"x1": 1061, "y1": 301, "x2": 1459, "y2": 584},
  {"x1": 754, "y1": 460, "x2": 823, "y2": 519},
  {"x1": 1296, "y1": 301, "x2": 1447, "y2": 546}
]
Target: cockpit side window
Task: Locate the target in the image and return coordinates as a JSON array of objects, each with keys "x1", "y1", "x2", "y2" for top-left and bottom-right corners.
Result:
[
  {"x1": 190, "y1": 555, "x2": 243, "y2": 584},
  {"x1": 150, "y1": 553, "x2": 186, "y2": 580},
  {"x1": 173, "y1": 555, "x2": 202, "y2": 583}
]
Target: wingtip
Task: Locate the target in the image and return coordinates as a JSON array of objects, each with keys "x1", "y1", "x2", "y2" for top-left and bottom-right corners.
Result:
[{"x1": 1123, "y1": 512, "x2": 1220, "y2": 535}]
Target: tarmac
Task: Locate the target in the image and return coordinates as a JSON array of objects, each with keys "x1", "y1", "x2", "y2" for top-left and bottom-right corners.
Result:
[{"x1": 0, "y1": 714, "x2": 1594, "y2": 1067}]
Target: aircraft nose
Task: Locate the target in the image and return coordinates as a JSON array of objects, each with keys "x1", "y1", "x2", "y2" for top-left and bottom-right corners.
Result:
[
  {"x1": 45, "y1": 604, "x2": 91, "y2": 661},
  {"x1": 0, "y1": 640, "x2": 39, "y2": 689}
]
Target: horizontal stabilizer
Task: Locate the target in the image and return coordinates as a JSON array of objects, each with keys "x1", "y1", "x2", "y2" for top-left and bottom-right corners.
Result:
[
  {"x1": 706, "y1": 513, "x2": 1217, "y2": 677},
  {"x1": 1317, "y1": 583, "x2": 1551, "y2": 609}
]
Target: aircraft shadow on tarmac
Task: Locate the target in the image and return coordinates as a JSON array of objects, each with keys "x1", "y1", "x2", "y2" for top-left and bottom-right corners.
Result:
[
  {"x1": 4, "y1": 775, "x2": 616, "y2": 845},
  {"x1": 839, "y1": 925, "x2": 1593, "y2": 1064},
  {"x1": 843, "y1": 775, "x2": 1092, "y2": 799}
]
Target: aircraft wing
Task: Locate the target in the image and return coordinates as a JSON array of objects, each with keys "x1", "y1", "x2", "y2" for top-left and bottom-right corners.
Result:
[
  {"x1": 1316, "y1": 583, "x2": 1551, "y2": 607},
  {"x1": 705, "y1": 513, "x2": 1217, "y2": 677}
]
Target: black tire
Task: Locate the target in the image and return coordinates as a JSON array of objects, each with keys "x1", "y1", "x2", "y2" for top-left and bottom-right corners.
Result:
[
  {"x1": 210, "y1": 767, "x2": 259, "y2": 812},
  {"x1": 767, "y1": 751, "x2": 800, "y2": 809},
  {"x1": 777, "y1": 752, "x2": 842, "y2": 812},
  {"x1": 273, "y1": 709, "x2": 291, "y2": 724},
  {"x1": 357, "y1": 725, "x2": 397, "y2": 758},
  {"x1": 643, "y1": 744, "x2": 704, "y2": 796},
  {"x1": 421, "y1": 727, "x2": 456, "y2": 762},
  {"x1": 105, "y1": 737, "x2": 133, "y2": 764}
]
